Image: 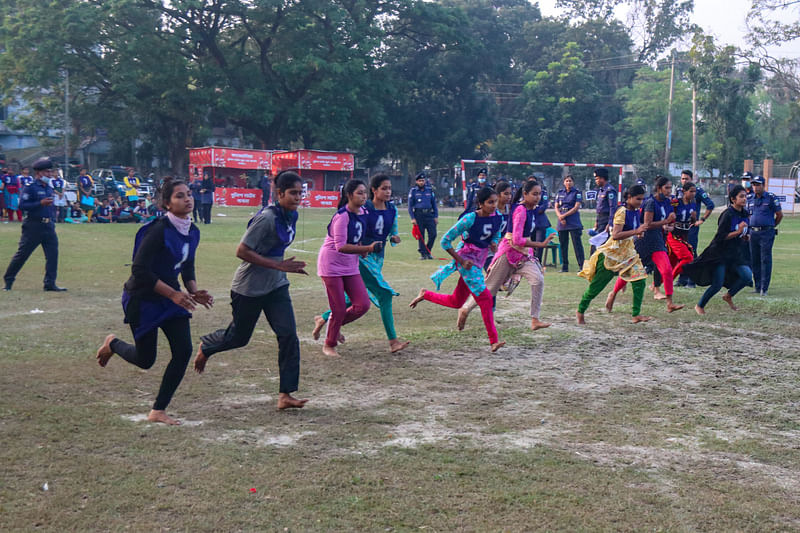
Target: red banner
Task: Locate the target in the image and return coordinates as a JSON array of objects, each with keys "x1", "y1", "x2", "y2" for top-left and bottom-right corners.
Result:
[
  {"x1": 189, "y1": 147, "x2": 271, "y2": 170},
  {"x1": 214, "y1": 188, "x2": 263, "y2": 207},
  {"x1": 299, "y1": 150, "x2": 354, "y2": 171},
  {"x1": 304, "y1": 190, "x2": 341, "y2": 208}
]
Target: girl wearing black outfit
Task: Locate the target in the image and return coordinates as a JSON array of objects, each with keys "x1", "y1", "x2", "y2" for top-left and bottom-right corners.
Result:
[
  {"x1": 684, "y1": 185, "x2": 753, "y2": 315},
  {"x1": 96, "y1": 178, "x2": 213, "y2": 425}
]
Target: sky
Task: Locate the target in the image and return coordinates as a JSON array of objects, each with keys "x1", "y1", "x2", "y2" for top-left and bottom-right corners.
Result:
[{"x1": 536, "y1": 0, "x2": 800, "y2": 59}]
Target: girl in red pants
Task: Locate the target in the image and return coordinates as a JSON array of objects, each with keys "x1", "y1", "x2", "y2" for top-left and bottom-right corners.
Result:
[{"x1": 410, "y1": 187, "x2": 505, "y2": 352}]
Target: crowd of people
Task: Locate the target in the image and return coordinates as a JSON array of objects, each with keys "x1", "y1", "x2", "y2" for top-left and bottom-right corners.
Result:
[{"x1": 0, "y1": 158, "x2": 784, "y2": 425}]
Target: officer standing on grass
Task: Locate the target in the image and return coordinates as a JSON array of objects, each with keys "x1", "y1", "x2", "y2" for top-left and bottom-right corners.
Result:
[
  {"x1": 3, "y1": 158, "x2": 66, "y2": 292},
  {"x1": 408, "y1": 172, "x2": 438, "y2": 260},
  {"x1": 677, "y1": 170, "x2": 714, "y2": 288},
  {"x1": 590, "y1": 168, "x2": 616, "y2": 253},
  {"x1": 748, "y1": 175, "x2": 782, "y2": 296}
]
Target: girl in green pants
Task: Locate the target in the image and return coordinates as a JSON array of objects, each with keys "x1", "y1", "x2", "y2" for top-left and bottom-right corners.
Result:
[
  {"x1": 577, "y1": 185, "x2": 652, "y2": 324},
  {"x1": 313, "y1": 175, "x2": 410, "y2": 353}
]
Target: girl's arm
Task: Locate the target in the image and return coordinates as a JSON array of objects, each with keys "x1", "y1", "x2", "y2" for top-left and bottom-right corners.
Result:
[
  {"x1": 389, "y1": 204, "x2": 401, "y2": 244},
  {"x1": 332, "y1": 211, "x2": 375, "y2": 254},
  {"x1": 441, "y1": 213, "x2": 474, "y2": 267}
]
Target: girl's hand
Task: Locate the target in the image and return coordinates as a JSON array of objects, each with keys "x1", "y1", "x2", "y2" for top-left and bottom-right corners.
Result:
[
  {"x1": 460, "y1": 259, "x2": 474, "y2": 270},
  {"x1": 191, "y1": 290, "x2": 214, "y2": 309},
  {"x1": 170, "y1": 291, "x2": 197, "y2": 311},
  {"x1": 665, "y1": 212, "x2": 676, "y2": 223},
  {"x1": 635, "y1": 225, "x2": 646, "y2": 235},
  {"x1": 544, "y1": 233, "x2": 556, "y2": 244},
  {"x1": 737, "y1": 221, "x2": 748, "y2": 232},
  {"x1": 490, "y1": 242, "x2": 498, "y2": 253},
  {"x1": 390, "y1": 235, "x2": 401, "y2": 244},
  {"x1": 279, "y1": 256, "x2": 308, "y2": 274},
  {"x1": 694, "y1": 219, "x2": 704, "y2": 227}
]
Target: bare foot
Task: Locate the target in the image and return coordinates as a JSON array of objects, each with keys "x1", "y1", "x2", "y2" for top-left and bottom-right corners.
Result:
[
  {"x1": 667, "y1": 303, "x2": 684, "y2": 313},
  {"x1": 312, "y1": 315, "x2": 326, "y2": 340},
  {"x1": 694, "y1": 304, "x2": 705, "y2": 315},
  {"x1": 409, "y1": 288, "x2": 426, "y2": 309},
  {"x1": 530, "y1": 318, "x2": 551, "y2": 330},
  {"x1": 631, "y1": 315, "x2": 652, "y2": 323},
  {"x1": 722, "y1": 293, "x2": 738, "y2": 311},
  {"x1": 491, "y1": 341, "x2": 506, "y2": 352},
  {"x1": 277, "y1": 393, "x2": 308, "y2": 410},
  {"x1": 96, "y1": 334, "x2": 115, "y2": 367},
  {"x1": 193, "y1": 345, "x2": 208, "y2": 374},
  {"x1": 604, "y1": 292, "x2": 616, "y2": 313},
  {"x1": 576, "y1": 311, "x2": 586, "y2": 325},
  {"x1": 389, "y1": 338, "x2": 410, "y2": 353},
  {"x1": 653, "y1": 289, "x2": 667, "y2": 300},
  {"x1": 147, "y1": 409, "x2": 181, "y2": 425},
  {"x1": 456, "y1": 308, "x2": 468, "y2": 330},
  {"x1": 322, "y1": 345, "x2": 340, "y2": 357}
]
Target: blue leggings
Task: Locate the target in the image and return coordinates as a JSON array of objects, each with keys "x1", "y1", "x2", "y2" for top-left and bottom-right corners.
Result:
[{"x1": 698, "y1": 263, "x2": 752, "y2": 309}]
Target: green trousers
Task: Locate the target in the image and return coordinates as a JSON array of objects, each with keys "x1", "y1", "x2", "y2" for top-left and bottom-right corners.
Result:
[
  {"x1": 578, "y1": 253, "x2": 644, "y2": 317},
  {"x1": 321, "y1": 262, "x2": 397, "y2": 340}
]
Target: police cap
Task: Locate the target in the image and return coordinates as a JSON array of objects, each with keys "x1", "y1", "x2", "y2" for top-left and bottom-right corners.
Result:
[
  {"x1": 594, "y1": 168, "x2": 609, "y2": 179},
  {"x1": 32, "y1": 157, "x2": 54, "y2": 171},
  {"x1": 477, "y1": 168, "x2": 488, "y2": 176},
  {"x1": 415, "y1": 172, "x2": 427, "y2": 181},
  {"x1": 752, "y1": 175, "x2": 765, "y2": 184},
  {"x1": 742, "y1": 171, "x2": 753, "y2": 179}
]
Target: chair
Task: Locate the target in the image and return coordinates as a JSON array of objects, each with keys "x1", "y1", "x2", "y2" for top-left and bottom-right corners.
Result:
[{"x1": 541, "y1": 228, "x2": 561, "y2": 267}]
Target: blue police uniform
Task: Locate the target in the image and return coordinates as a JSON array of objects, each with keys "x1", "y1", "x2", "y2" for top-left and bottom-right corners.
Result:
[
  {"x1": 189, "y1": 179, "x2": 202, "y2": 222},
  {"x1": 748, "y1": 188, "x2": 781, "y2": 294},
  {"x1": 464, "y1": 181, "x2": 482, "y2": 213},
  {"x1": 259, "y1": 174, "x2": 271, "y2": 207},
  {"x1": 555, "y1": 187, "x2": 585, "y2": 272},
  {"x1": 591, "y1": 182, "x2": 616, "y2": 253},
  {"x1": 408, "y1": 183, "x2": 438, "y2": 259},
  {"x1": 532, "y1": 187, "x2": 551, "y2": 262},
  {"x1": 3, "y1": 175, "x2": 62, "y2": 290}
]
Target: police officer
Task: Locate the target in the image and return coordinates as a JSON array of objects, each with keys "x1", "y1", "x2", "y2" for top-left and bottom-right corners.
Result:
[
  {"x1": 408, "y1": 172, "x2": 438, "y2": 260},
  {"x1": 259, "y1": 172, "x2": 271, "y2": 207},
  {"x1": 677, "y1": 170, "x2": 714, "y2": 287},
  {"x1": 531, "y1": 176, "x2": 551, "y2": 262},
  {"x1": 3, "y1": 158, "x2": 66, "y2": 292},
  {"x1": 748, "y1": 175, "x2": 782, "y2": 296},
  {"x1": 464, "y1": 168, "x2": 487, "y2": 214},
  {"x1": 590, "y1": 168, "x2": 616, "y2": 253},
  {"x1": 741, "y1": 171, "x2": 755, "y2": 266}
]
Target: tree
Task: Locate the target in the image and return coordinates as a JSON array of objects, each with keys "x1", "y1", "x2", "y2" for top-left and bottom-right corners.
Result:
[{"x1": 746, "y1": 0, "x2": 800, "y2": 100}]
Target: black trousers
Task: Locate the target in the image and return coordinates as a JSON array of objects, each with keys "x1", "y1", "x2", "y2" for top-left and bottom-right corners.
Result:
[
  {"x1": 4, "y1": 220, "x2": 59, "y2": 288},
  {"x1": 558, "y1": 228, "x2": 585, "y2": 272},
  {"x1": 201, "y1": 203, "x2": 212, "y2": 224},
  {"x1": 192, "y1": 201, "x2": 201, "y2": 223},
  {"x1": 415, "y1": 212, "x2": 437, "y2": 257},
  {"x1": 110, "y1": 317, "x2": 193, "y2": 411},
  {"x1": 200, "y1": 286, "x2": 300, "y2": 394}
]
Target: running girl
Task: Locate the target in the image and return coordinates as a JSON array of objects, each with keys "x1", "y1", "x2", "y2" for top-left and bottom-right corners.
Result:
[
  {"x1": 577, "y1": 185, "x2": 652, "y2": 324},
  {"x1": 95, "y1": 177, "x2": 213, "y2": 425},
  {"x1": 317, "y1": 180, "x2": 380, "y2": 357},
  {"x1": 607, "y1": 176, "x2": 684, "y2": 313},
  {"x1": 458, "y1": 180, "x2": 554, "y2": 331},
  {"x1": 684, "y1": 185, "x2": 753, "y2": 315},
  {"x1": 313, "y1": 174, "x2": 410, "y2": 353},
  {"x1": 653, "y1": 181, "x2": 697, "y2": 299},
  {"x1": 193, "y1": 171, "x2": 308, "y2": 410},
  {"x1": 409, "y1": 187, "x2": 505, "y2": 352}
]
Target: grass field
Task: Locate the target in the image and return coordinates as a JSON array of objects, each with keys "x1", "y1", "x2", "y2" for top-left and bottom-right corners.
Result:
[{"x1": 2, "y1": 205, "x2": 800, "y2": 531}]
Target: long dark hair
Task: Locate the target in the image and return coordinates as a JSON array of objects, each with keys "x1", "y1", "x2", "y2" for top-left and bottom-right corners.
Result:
[
  {"x1": 511, "y1": 179, "x2": 539, "y2": 205},
  {"x1": 624, "y1": 184, "x2": 646, "y2": 202},
  {"x1": 338, "y1": 179, "x2": 366, "y2": 209},
  {"x1": 494, "y1": 180, "x2": 511, "y2": 197},
  {"x1": 475, "y1": 187, "x2": 497, "y2": 208},
  {"x1": 157, "y1": 176, "x2": 186, "y2": 210},
  {"x1": 369, "y1": 174, "x2": 391, "y2": 200},
  {"x1": 654, "y1": 175, "x2": 671, "y2": 192}
]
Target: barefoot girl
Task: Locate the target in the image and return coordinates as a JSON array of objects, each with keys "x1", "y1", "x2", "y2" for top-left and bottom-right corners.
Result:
[
  {"x1": 95, "y1": 178, "x2": 213, "y2": 425},
  {"x1": 458, "y1": 180, "x2": 555, "y2": 331},
  {"x1": 607, "y1": 176, "x2": 684, "y2": 313},
  {"x1": 683, "y1": 185, "x2": 753, "y2": 315},
  {"x1": 317, "y1": 180, "x2": 380, "y2": 357},
  {"x1": 653, "y1": 181, "x2": 697, "y2": 298},
  {"x1": 409, "y1": 187, "x2": 505, "y2": 352},
  {"x1": 193, "y1": 171, "x2": 309, "y2": 410},
  {"x1": 577, "y1": 185, "x2": 652, "y2": 324},
  {"x1": 313, "y1": 174, "x2": 409, "y2": 353}
]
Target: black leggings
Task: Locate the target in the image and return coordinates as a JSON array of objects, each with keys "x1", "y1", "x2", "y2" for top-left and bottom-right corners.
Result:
[
  {"x1": 558, "y1": 228, "x2": 585, "y2": 271},
  {"x1": 110, "y1": 317, "x2": 193, "y2": 411}
]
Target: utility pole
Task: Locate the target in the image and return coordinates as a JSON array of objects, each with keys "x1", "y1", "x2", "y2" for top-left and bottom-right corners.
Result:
[
  {"x1": 64, "y1": 69, "x2": 69, "y2": 179},
  {"x1": 692, "y1": 84, "x2": 697, "y2": 177},
  {"x1": 664, "y1": 51, "x2": 675, "y2": 174}
]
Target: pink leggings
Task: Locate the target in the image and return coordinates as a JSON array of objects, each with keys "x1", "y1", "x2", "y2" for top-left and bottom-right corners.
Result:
[
  {"x1": 613, "y1": 250, "x2": 673, "y2": 296},
  {"x1": 423, "y1": 277, "x2": 498, "y2": 344},
  {"x1": 321, "y1": 275, "x2": 370, "y2": 348}
]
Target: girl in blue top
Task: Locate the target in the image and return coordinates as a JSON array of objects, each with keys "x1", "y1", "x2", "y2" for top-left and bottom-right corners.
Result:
[
  {"x1": 95, "y1": 177, "x2": 213, "y2": 425},
  {"x1": 554, "y1": 175, "x2": 585, "y2": 272},
  {"x1": 410, "y1": 187, "x2": 505, "y2": 352}
]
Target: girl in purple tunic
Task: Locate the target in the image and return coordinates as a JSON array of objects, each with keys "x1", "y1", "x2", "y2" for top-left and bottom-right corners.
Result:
[
  {"x1": 409, "y1": 187, "x2": 505, "y2": 352},
  {"x1": 95, "y1": 178, "x2": 213, "y2": 425},
  {"x1": 317, "y1": 180, "x2": 381, "y2": 357}
]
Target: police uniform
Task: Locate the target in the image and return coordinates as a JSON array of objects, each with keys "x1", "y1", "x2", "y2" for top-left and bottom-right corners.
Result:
[
  {"x1": 591, "y1": 181, "x2": 616, "y2": 253},
  {"x1": 555, "y1": 186, "x2": 584, "y2": 272},
  {"x1": 747, "y1": 176, "x2": 782, "y2": 295},
  {"x1": 3, "y1": 158, "x2": 65, "y2": 291},
  {"x1": 532, "y1": 186, "x2": 551, "y2": 262},
  {"x1": 408, "y1": 174, "x2": 438, "y2": 259}
]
